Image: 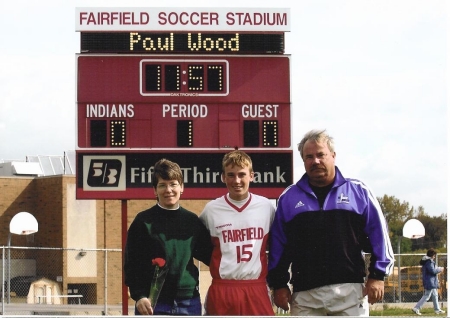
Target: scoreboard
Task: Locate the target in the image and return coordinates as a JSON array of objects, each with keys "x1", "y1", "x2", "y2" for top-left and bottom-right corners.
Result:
[
  {"x1": 75, "y1": 7, "x2": 292, "y2": 200},
  {"x1": 77, "y1": 55, "x2": 290, "y2": 150}
]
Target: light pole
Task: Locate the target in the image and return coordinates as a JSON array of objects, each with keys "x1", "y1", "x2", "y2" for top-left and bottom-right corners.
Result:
[
  {"x1": 5, "y1": 212, "x2": 38, "y2": 305},
  {"x1": 397, "y1": 218, "x2": 425, "y2": 302}
]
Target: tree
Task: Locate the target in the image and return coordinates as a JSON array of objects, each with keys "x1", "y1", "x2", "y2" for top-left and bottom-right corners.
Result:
[
  {"x1": 378, "y1": 195, "x2": 414, "y2": 252},
  {"x1": 415, "y1": 213, "x2": 447, "y2": 251},
  {"x1": 378, "y1": 194, "x2": 414, "y2": 225},
  {"x1": 377, "y1": 195, "x2": 447, "y2": 252}
]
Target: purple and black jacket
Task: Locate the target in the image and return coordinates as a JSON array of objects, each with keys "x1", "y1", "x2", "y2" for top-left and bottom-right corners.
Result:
[{"x1": 267, "y1": 166, "x2": 395, "y2": 292}]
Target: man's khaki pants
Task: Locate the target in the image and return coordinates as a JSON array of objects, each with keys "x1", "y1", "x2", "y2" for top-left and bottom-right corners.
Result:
[{"x1": 290, "y1": 283, "x2": 369, "y2": 316}]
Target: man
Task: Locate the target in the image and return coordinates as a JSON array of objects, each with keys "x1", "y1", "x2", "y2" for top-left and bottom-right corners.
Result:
[
  {"x1": 124, "y1": 158, "x2": 212, "y2": 315},
  {"x1": 199, "y1": 150, "x2": 275, "y2": 315},
  {"x1": 268, "y1": 129, "x2": 395, "y2": 316},
  {"x1": 412, "y1": 248, "x2": 445, "y2": 315}
]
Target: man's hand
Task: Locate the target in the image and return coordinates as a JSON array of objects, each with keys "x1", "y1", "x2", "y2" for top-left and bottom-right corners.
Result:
[
  {"x1": 273, "y1": 287, "x2": 291, "y2": 311},
  {"x1": 136, "y1": 297, "x2": 154, "y2": 315},
  {"x1": 364, "y1": 278, "x2": 384, "y2": 304}
]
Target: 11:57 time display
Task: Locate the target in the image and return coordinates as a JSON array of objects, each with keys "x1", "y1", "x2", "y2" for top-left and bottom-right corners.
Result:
[{"x1": 140, "y1": 59, "x2": 229, "y2": 96}]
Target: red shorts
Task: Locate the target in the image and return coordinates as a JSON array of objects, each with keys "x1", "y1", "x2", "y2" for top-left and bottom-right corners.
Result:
[{"x1": 205, "y1": 278, "x2": 274, "y2": 316}]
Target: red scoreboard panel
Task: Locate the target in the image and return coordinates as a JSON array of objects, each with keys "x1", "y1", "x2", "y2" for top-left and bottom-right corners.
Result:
[{"x1": 77, "y1": 55, "x2": 290, "y2": 150}]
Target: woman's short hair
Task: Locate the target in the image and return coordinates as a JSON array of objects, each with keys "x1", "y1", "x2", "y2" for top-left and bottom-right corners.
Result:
[{"x1": 151, "y1": 158, "x2": 183, "y2": 188}]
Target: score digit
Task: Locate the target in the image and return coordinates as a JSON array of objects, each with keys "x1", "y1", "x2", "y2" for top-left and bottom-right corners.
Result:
[
  {"x1": 165, "y1": 64, "x2": 181, "y2": 91},
  {"x1": 188, "y1": 65, "x2": 204, "y2": 91},
  {"x1": 207, "y1": 65, "x2": 223, "y2": 91},
  {"x1": 145, "y1": 64, "x2": 161, "y2": 91}
]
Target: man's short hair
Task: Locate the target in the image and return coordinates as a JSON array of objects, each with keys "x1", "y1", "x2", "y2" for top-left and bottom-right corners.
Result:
[{"x1": 297, "y1": 129, "x2": 335, "y2": 160}]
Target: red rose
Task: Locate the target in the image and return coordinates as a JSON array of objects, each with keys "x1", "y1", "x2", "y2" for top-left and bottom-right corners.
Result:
[{"x1": 152, "y1": 258, "x2": 166, "y2": 267}]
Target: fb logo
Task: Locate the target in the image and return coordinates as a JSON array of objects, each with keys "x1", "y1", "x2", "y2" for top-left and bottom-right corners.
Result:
[{"x1": 87, "y1": 159, "x2": 122, "y2": 187}]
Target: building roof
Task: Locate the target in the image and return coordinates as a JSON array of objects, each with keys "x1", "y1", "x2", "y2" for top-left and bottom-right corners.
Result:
[{"x1": 0, "y1": 151, "x2": 75, "y2": 176}]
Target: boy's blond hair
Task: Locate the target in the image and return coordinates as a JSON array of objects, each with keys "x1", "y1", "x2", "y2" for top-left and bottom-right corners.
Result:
[{"x1": 222, "y1": 150, "x2": 253, "y2": 173}]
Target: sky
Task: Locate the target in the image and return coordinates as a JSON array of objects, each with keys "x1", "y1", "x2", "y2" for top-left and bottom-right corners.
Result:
[{"x1": 0, "y1": 1, "x2": 447, "y2": 218}]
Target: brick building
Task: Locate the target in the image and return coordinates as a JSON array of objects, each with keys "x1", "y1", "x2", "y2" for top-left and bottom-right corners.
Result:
[{"x1": 0, "y1": 174, "x2": 209, "y2": 305}]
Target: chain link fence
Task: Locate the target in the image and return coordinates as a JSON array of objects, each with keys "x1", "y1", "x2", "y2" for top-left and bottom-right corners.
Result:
[
  {"x1": 274, "y1": 253, "x2": 448, "y2": 315},
  {"x1": 1, "y1": 246, "x2": 126, "y2": 315},
  {"x1": 384, "y1": 253, "x2": 447, "y2": 303},
  {"x1": 0, "y1": 247, "x2": 446, "y2": 315}
]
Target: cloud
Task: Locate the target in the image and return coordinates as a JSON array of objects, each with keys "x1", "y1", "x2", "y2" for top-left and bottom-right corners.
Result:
[
  {"x1": 0, "y1": 54, "x2": 75, "y2": 157},
  {"x1": 0, "y1": 0, "x2": 446, "y2": 217}
]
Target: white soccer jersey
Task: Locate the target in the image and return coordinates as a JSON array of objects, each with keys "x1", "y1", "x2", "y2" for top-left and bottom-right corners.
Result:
[{"x1": 199, "y1": 193, "x2": 275, "y2": 280}]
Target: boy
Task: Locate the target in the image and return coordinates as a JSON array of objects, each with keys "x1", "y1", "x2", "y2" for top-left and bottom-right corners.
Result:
[
  {"x1": 412, "y1": 248, "x2": 445, "y2": 315},
  {"x1": 199, "y1": 150, "x2": 275, "y2": 315}
]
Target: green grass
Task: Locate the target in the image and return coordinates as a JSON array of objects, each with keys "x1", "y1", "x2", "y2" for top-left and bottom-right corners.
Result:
[
  {"x1": 370, "y1": 307, "x2": 446, "y2": 316},
  {"x1": 275, "y1": 306, "x2": 447, "y2": 316}
]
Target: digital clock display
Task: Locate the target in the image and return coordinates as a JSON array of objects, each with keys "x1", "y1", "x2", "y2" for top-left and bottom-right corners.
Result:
[
  {"x1": 80, "y1": 32, "x2": 284, "y2": 54},
  {"x1": 140, "y1": 59, "x2": 228, "y2": 96}
]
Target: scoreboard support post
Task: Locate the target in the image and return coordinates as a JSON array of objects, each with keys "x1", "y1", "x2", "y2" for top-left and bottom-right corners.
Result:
[{"x1": 121, "y1": 200, "x2": 128, "y2": 315}]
